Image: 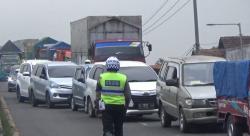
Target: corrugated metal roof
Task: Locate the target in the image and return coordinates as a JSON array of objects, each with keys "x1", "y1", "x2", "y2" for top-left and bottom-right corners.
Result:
[{"x1": 219, "y1": 36, "x2": 250, "y2": 49}]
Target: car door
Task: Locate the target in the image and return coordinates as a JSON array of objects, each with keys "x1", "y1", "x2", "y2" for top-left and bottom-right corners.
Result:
[
  {"x1": 17, "y1": 64, "x2": 25, "y2": 94},
  {"x1": 156, "y1": 62, "x2": 169, "y2": 109},
  {"x1": 73, "y1": 68, "x2": 82, "y2": 104},
  {"x1": 38, "y1": 66, "x2": 49, "y2": 100},
  {"x1": 76, "y1": 67, "x2": 87, "y2": 106},
  {"x1": 22, "y1": 64, "x2": 32, "y2": 95},
  {"x1": 33, "y1": 65, "x2": 43, "y2": 99},
  {"x1": 165, "y1": 63, "x2": 179, "y2": 116},
  {"x1": 20, "y1": 65, "x2": 28, "y2": 96}
]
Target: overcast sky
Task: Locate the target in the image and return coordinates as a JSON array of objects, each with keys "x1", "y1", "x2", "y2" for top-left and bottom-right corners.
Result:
[{"x1": 0, "y1": 0, "x2": 249, "y2": 64}]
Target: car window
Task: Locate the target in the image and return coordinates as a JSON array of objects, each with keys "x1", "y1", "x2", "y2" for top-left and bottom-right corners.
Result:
[
  {"x1": 35, "y1": 66, "x2": 43, "y2": 77},
  {"x1": 74, "y1": 68, "x2": 79, "y2": 79},
  {"x1": 159, "y1": 62, "x2": 168, "y2": 81},
  {"x1": 48, "y1": 65, "x2": 76, "y2": 78},
  {"x1": 20, "y1": 64, "x2": 25, "y2": 73},
  {"x1": 26, "y1": 65, "x2": 31, "y2": 73},
  {"x1": 88, "y1": 67, "x2": 95, "y2": 79},
  {"x1": 80, "y1": 69, "x2": 85, "y2": 79},
  {"x1": 119, "y1": 66, "x2": 157, "y2": 82},
  {"x1": 93, "y1": 68, "x2": 104, "y2": 80},
  {"x1": 75, "y1": 68, "x2": 81, "y2": 80},
  {"x1": 165, "y1": 66, "x2": 177, "y2": 80},
  {"x1": 32, "y1": 65, "x2": 38, "y2": 75},
  {"x1": 22, "y1": 65, "x2": 28, "y2": 73}
]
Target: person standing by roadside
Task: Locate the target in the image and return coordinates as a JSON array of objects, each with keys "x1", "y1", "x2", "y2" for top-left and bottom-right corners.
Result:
[{"x1": 96, "y1": 56, "x2": 131, "y2": 136}]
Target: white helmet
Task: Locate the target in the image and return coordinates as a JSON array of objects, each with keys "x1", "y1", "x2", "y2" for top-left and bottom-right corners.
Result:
[{"x1": 106, "y1": 56, "x2": 120, "y2": 71}]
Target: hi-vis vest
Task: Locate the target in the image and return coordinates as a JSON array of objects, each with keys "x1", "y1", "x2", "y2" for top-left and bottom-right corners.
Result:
[{"x1": 100, "y1": 72, "x2": 127, "y2": 105}]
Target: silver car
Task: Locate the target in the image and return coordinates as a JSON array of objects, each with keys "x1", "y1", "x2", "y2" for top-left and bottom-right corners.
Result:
[
  {"x1": 156, "y1": 55, "x2": 225, "y2": 133},
  {"x1": 29, "y1": 61, "x2": 77, "y2": 108}
]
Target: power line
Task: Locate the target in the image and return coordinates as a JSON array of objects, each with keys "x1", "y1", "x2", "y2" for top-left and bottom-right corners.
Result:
[
  {"x1": 143, "y1": 0, "x2": 180, "y2": 32},
  {"x1": 144, "y1": 0, "x2": 192, "y2": 35},
  {"x1": 143, "y1": 0, "x2": 169, "y2": 26}
]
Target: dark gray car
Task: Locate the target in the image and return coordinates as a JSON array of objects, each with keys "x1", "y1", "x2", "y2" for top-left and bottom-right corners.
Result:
[{"x1": 71, "y1": 64, "x2": 93, "y2": 111}]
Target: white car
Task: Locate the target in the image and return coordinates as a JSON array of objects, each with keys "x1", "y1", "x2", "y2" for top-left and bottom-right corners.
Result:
[
  {"x1": 16, "y1": 60, "x2": 50, "y2": 102},
  {"x1": 77, "y1": 61, "x2": 158, "y2": 117}
]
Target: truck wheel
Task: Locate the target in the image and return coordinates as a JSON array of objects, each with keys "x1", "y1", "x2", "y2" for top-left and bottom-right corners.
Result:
[
  {"x1": 227, "y1": 116, "x2": 243, "y2": 136},
  {"x1": 46, "y1": 92, "x2": 54, "y2": 108},
  {"x1": 71, "y1": 97, "x2": 78, "y2": 111},
  {"x1": 87, "y1": 99, "x2": 96, "y2": 118},
  {"x1": 31, "y1": 91, "x2": 38, "y2": 107},
  {"x1": 16, "y1": 87, "x2": 24, "y2": 103},
  {"x1": 179, "y1": 109, "x2": 189, "y2": 133},
  {"x1": 160, "y1": 105, "x2": 171, "y2": 127}
]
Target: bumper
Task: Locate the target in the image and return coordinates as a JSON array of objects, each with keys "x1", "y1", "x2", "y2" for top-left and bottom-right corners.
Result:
[
  {"x1": 183, "y1": 107, "x2": 218, "y2": 124},
  {"x1": 126, "y1": 109, "x2": 158, "y2": 115},
  {"x1": 50, "y1": 88, "x2": 72, "y2": 103},
  {"x1": 8, "y1": 81, "x2": 17, "y2": 89}
]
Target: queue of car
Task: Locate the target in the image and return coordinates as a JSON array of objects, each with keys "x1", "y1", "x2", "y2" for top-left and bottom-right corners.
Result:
[{"x1": 8, "y1": 55, "x2": 227, "y2": 133}]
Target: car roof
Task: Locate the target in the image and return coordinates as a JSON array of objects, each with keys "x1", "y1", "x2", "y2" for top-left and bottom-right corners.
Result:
[
  {"x1": 46, "y1": 61, "x2": 77, "y2": 67},
  {"x1": 95, "y1": 61, "x2": 148, "y2": 67},
  {"x1": 165, "y1": 55, "x2": 225, "y2": 64},
  {"x1": 23, "y1": 60, "x2": 51, "y2": 65}
]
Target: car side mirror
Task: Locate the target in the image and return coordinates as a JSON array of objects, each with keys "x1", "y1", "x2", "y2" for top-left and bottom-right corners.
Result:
[
  {"x1": 23, "y1": 72, "x2": 30, "y2": 77},
  {"x1": 165, "y1": 79, "x2": 179, "y2": 87},
  {"x1": 78, "y1": 78, "x2": 85, "y2": 83},
  {"x1": 147, "y1": 44, "x2": 152, "y2": 52}
]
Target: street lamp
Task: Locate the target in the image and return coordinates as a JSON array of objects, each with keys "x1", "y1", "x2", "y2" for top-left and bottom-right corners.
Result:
[{"x1": 206, "y1": 23, "x2": 243, "y2": 59}]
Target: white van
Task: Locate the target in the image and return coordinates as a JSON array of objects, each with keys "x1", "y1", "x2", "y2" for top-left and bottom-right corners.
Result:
[{"x1": 78, "y1": 61, "x2": 158, "y2": 117}]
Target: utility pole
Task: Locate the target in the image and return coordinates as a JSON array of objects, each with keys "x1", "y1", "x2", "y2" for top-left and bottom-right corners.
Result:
[{"x1": 193, "y1": 0, "x2": 200, "y2": 54}]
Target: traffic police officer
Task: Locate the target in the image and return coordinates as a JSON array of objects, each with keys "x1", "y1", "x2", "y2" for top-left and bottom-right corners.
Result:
[{"x1": 96, "y1": 56, "x2": 131, "y2": 136}]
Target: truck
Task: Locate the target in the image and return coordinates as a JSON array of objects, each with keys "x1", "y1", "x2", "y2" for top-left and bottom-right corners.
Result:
[
  {"x1": 70, "y1": 16, "x2": 151, "y2": 64},
  {"x1": 0, "y1": 54, "x2": 21, "y2": 81},
  {"x1": 213, "y1": 60, "x2": 250, "y2": 136}
]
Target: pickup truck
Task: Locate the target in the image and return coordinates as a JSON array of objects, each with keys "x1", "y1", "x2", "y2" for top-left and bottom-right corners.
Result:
[{"x1": 214, "y1": 60, "x2": 250, "y2": 136}]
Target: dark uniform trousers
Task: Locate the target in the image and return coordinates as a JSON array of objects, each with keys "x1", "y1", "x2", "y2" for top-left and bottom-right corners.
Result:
[{"x1": 102, "y1": 104, "x2": 126, "y2": 136}]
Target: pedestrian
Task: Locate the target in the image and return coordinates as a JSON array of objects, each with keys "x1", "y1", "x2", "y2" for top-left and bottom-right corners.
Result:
[{"x1": 96, "y1": 56, "x2": 131, "y2": 136}]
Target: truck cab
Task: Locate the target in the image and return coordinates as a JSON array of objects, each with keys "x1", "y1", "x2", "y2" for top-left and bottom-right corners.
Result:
[{"x1": 89, "y1": 40, "x2": 151, "y2": 63}]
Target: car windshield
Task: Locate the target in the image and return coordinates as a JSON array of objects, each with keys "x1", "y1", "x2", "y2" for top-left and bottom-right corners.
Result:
[
  {"x1": 95, "y1": 46, "x2": 144, "y2": 61},
  {"x1": 48, "y1": 65, "x2": 76, "y2": 78},
  {"x1": 118, "y1": 66, "x2": 157, "y2": 82},
  {"x1": 183, "y1": 63, "x2": 214, "y2": 86}
]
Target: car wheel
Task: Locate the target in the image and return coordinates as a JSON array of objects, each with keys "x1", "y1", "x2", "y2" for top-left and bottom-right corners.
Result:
[
  {"x1": 87, "y1": 99, "x2": 96, "y2": 117},
  {"x1": 179, "y1": 108, "x2": 189, "y2": 133},
  {"x1": 227, "y1": 115, "x2": 243, "y2": 136},
  {"x1": 160, "y1": 105, "x2": 171, "y2": 128},
  {"x1": 31, "y1": 91, "x2": 38, "y2": 107},
  {"x1": 16, "y1": 87, "x2": 24, "y2": 103},
  {"x1": 71, "y1": 97, "x2": 78, "y2": 111},
  {"x1": 46, "y1": 92, "x2": 54, "y2": 108}
]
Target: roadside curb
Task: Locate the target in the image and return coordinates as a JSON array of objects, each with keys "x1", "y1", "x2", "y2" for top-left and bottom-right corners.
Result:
[
  {"x1": 0, "y1": 96, "x2": 20, "y2": 136},
  {"x1": 0, "y1": 116, "x2": 3, "y2": 136}
]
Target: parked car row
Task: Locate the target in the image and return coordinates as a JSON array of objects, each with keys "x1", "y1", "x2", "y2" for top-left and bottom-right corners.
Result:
[{"x1": 10, "y1": 55, "x2": 227, "y2": 133}]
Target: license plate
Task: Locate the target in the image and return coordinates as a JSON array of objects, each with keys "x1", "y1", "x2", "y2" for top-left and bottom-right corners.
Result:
[{"x1": 138, "y1": 103, "x2": 151, "y2": 109}]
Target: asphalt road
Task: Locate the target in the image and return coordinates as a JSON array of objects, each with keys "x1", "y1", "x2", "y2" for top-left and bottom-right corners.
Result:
[{"x1": 0, "y1": 82, "x2": 226, "y2": 136}]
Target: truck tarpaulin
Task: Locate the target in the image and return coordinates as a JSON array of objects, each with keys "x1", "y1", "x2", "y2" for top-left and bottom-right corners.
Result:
[{"x1": 213, "y1": 60, "x2": 250, "y2": 99}]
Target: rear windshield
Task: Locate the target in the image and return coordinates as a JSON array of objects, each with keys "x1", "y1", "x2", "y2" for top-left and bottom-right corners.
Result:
[
  {"x1": 48, "y1": 65, "x2": 76, "y2": 78},
  {"x1": 119, "y1": 66, "x2": 157, "y2": 82}
]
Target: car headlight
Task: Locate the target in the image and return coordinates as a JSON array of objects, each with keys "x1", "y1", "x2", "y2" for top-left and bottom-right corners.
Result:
[
  {"x1": 185, "y1": 99, "x2": 207, "y2": 108},
  {"x1": 8, "y1": 77, "x2": 13, "y2": 82},
  {"x1": 50, "y1": 82, "x2": 60, "y2": 88}
]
